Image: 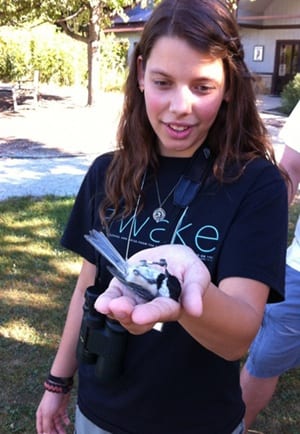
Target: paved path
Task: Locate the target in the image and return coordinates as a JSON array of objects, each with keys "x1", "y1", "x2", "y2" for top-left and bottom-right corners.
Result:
[
  {"x1": 0, "y1": 92, "x2": 287, "y2": 201},
  {"x1": 0, "y1": 155, "x2": 96, "y2": 199},
  {"x1": 0, "y1": 88, "x2": 120, "y2": 200}
]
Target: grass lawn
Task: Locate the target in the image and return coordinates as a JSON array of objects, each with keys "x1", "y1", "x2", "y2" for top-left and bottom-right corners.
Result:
[{"x1": 0, "y1": 195, "x2": 299, "y2": 434}]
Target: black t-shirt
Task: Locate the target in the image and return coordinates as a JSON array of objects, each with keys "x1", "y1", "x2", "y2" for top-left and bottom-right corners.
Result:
[{"x1": 62, "y1": 151, "x2": 288, "y2": 434}]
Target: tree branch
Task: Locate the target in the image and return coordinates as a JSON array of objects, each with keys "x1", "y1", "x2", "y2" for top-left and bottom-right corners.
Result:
[
  {"x1": 55, "y1": 5, "x2": 87, "y2": 24},
  {"x1": 55, "y1": 20, "x2": 87, "y2": 43}
]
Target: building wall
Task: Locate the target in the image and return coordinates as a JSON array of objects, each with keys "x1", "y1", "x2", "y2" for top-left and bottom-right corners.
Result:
[
  {"x1": 239, "y1": 0, "x2": 300, "y2": 93},
  {"x1": 263, "y1": 0, "x2": 300, "y2": 25},
  {"x1": 112, "y1": 0, "x2": 300, "y2": 94},
  {"x1": 241, "y1": 28, "x2": 300, "y2": 73}
]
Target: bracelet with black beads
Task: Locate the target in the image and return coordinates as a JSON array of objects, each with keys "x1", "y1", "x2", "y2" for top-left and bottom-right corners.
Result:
[{"x1": 44, "y1": 373, "x2": 73, "y2": 394}]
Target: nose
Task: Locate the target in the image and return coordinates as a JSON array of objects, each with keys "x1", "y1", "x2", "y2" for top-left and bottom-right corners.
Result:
[{"x1": 169, "y1": 86, "x2": 193, "y2": 115}]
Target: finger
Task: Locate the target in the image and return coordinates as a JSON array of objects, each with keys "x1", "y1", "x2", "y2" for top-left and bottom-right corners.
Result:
[
  {"x1": 181, "y1": 280, "x2": 204, "y2": 317},
  {"x1": 132, "y1": 297, "x2": 180, "y2": 325},
  {"x1": 107, "y1": 296, "x2": 137, "y2": 322},
  {"x1": 36, "y1": 412, "x2": 53, "y2": 434},
  {"x1": 53, "y1": 413, "x2": 69, "y2": 434},
  {"x1": 61, "y1": 413, "x2": 71, "y2": 427},
  {"x1": 36, "y1": 410, "x2": 43, "y2": 434},
  {"x1": 94, "y1": 283, "x2": 125, "y2": 314}
]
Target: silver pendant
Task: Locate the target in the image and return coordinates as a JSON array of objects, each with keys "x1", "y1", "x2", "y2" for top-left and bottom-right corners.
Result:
[{"x1": 152, "y1": 207, "x2": 166, "y2": 223}]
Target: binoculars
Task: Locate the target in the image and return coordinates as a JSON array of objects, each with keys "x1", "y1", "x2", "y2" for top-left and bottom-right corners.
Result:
[{"x1": 77, "y1": 285, "x2": 128, "y2": 384}]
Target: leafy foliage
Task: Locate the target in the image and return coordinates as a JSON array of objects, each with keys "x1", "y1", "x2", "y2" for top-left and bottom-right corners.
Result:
[
  {"x1": 281, "y1": 73, "x2": 300, "y2": 115},
  {"x1": 0, "y1": 1, "x2": 145, "y2": 39},
  {"x1": 225, "y1": 0, "x2": 239, "y2": 14},
  {"x1": 0, "y1": 25, "x2": 85, "y2": 85},
  {"x1": 0, "y1": 1, "x2": 149, "y2": 104},
  {"x1": 0, "y1": 24, "x2": 128, "y2": 89},
  {"x1": 100, "y1": 33, "x2": 129, "y2": 91}
]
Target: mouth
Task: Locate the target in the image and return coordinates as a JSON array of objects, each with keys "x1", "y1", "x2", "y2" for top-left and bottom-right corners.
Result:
[
  {"x1": 168, "y1": 123, "x2": 191, "y2": 132},
  {"x1": 164, "y1": 122, "x2": 194, "y2": 140}
]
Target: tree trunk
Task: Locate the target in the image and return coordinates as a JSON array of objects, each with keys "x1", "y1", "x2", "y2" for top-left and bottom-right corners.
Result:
[
  {"x1": 87, "y1": 35, "x2": 100, "y2": 106},
  {"x1": 86, "y1": 4, "x2": 101, "y2": 106}
]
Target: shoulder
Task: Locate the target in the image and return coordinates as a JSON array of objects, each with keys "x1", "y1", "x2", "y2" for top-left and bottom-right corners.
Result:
[
  {"x1": 71, "y1": 152, "x2": 115, "y2": 210},
  {"x1": 223, "y1": 157, "x2": 286, "y2": 197},
  {"x1": 242, "y1": 158, "x2": 287, "y2": 207},
  {"x1": 217, "y1": 158, "x2": 288, "y2": 215},
  {"x1": 83, "y1": 152, "x2": 114, "y2": 187},
  {"x1": 89, "y1": 152, "x2": 114, "y2": 173},
  {"x1": 243, "y1": 158, "x2": 285, "y2": 188}
]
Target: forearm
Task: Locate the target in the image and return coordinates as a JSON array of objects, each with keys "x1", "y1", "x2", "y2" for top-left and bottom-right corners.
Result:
[
  {"x1": 50, "y1": 260, "x2": 97, "y2": 377},
  {"x1": 50, "y1": 289, "x2": 85, "y2": 377},
  {"x1": 279, "y1": 145, "x2": 300, "y2": 204},
  {"x1": 179, "y1": 280, "x2": 268, "y2": 361}
]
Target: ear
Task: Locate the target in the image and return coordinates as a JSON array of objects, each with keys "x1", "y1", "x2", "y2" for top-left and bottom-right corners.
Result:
[
  {"x1": 223, "y1": 89, "x2": 230, "y2": 102},
  {"x1": 137, "y1": 55, "x2": 145, "y2": 92}
]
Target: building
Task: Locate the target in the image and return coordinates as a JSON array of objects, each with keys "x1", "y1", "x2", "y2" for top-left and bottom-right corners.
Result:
[
  {"x1": 110, "y1": 0, "x2": 300, "y2": 95},
  {"x1": 238, "y1": 0, "x2": 300, "y2": 94}
]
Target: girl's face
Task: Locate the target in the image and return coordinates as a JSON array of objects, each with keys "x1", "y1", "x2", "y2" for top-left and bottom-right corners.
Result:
[{"x1": 137, "y1": 36, "x2": 227, "y2": 157}]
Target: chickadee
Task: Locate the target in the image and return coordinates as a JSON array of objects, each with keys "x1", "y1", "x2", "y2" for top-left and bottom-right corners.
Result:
[{"x1": 84, "y1": 230, "x2": 181, "y2": 302}]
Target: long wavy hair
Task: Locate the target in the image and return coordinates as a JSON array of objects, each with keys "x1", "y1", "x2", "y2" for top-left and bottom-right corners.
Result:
[{"x1": 100, "y1": 0, "x2": 279, "y2": 225}]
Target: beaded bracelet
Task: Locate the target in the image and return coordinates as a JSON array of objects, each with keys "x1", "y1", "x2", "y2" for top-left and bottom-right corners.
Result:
[{"x1": 44, "y1": 373, "x2": 74, "y2": 394}]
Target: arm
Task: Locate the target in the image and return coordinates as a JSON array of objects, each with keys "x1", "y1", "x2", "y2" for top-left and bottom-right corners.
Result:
[
  {"x1": 50, "y1": 259, "x2": 96, "y2": 377},
  {"x1": 36, "y1": 259, "x2": 96, "y2": 434},
  {"x1": 280, "y1": 144, "x2": 300, "y2": 204},
  {"x1": 95, "y1": 245, "x2": 268, "y2": 362}
]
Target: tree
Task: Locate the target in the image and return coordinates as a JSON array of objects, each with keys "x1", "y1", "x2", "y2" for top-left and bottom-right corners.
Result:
[
  {"x1": 0, "y1": 0, "x2": 148, "y2": 105},
  {"x1": 225, "y1": 0, "x2": 239, "y2": 17}
]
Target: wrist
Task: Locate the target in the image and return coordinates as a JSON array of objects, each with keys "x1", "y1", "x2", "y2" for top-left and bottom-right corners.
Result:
[{"x1": 44, "y1": 373, "x2": 74, "y2": 394}]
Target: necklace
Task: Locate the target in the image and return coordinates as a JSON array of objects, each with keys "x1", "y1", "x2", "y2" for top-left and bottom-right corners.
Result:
[
  {"x1": 125, "y1": 171, "x2": 146, "y2": 260},
  {"x1": 153, "y1": 176, "x2": 182, "y2": 223}
]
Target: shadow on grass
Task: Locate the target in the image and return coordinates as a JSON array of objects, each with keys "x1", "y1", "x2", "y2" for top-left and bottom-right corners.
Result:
[
  {"x1": 0, "y1": 91, "x2": 70, "y2": 114},
  {"x1": 0, "y1": 137, "x2": 85, "y2": 158},
  {"x1": 0, "y1": 196, "x2": 79, "y2": 433},
  {"x1": 0, "y1": 338, "x2": 77, "y2": 434},
  {"x1": 0, "y1": 196, "x2": 300, "y2": 434}
]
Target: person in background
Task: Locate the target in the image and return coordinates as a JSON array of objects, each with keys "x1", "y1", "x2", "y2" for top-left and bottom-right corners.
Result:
[
  {"x1": 240, "y1": 100, "x2": 300, "y2": 431},
  {"x1": 36, "y1": 1, "x2": 288, "y2": 433}
]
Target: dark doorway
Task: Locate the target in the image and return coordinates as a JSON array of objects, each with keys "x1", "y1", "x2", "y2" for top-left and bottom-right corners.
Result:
[{"x1": 272, "y1": 40, "x2": 300, "y2": 94}]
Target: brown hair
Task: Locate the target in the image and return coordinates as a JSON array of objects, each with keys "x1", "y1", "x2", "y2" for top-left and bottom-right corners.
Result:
[{"x1": 100, "y1": 0, "x2": 279, "y2": 225}]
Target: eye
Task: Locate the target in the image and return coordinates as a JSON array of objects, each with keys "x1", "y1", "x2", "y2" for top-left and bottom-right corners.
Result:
[
  {"x1": 153, "y1": 78, "x2": 171, "y2": 88},
  {"x1": 193, "y1": 83, "x2": 216, "y2": 94}
]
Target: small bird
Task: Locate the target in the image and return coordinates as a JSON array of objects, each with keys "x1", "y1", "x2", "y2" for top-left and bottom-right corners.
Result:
[{"x1": 84, "y1": 230, "x2": 181, "y2": 302}]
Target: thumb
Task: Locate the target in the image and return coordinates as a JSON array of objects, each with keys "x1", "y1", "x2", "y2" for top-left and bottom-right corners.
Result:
[{"x1": 180, "y1": 261, "x2": 210, "y2": 317}]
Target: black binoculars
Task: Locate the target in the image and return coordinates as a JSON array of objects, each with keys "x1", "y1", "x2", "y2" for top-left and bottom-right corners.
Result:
[{"x1": 77, "y1": 285, "x2": 128, "y2": 384}]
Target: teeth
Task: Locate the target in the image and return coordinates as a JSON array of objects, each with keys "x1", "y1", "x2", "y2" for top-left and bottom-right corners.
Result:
[{"x1": 169, "y1": 124, "x2": 189, "y2": 132}]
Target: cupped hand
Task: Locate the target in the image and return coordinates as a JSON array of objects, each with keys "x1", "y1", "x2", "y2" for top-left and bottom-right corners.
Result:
[{"x1": 94, "y1": 244, "x2": 211, "y2": 334}]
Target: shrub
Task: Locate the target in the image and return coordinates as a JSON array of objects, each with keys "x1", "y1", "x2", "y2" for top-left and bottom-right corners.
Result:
[
  {"x1": 0, "y1": 25, "x2": 86, "y2": 86},
  {"x1": 0, "y1": 25, "x2": 129, "y2": 91},
  {"x1": 0, "y1": 39, "x2": 29, "y2": 81},
  {"x1": 281, "y1": 73, "x2": 300, "y2": 114},
  {"x1": 99, "y1": 33, "x2": 129, "y2": 91}
]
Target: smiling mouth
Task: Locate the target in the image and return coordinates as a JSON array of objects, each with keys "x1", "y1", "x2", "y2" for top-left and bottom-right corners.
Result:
[{"x1": 168, "y1": 124, "x2": 191, "y2": 132}]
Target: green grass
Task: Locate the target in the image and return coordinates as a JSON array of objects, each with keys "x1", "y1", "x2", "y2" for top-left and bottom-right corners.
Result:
[
  {"x1": 0, "y1": 195, "x2": 299, "y2": 433},
  {"x1": 247, "y1": 196, "x2": 300, "y2": 434},
  {"x1": 0, "y1": 196, "x2": 79, "y2": 434}
]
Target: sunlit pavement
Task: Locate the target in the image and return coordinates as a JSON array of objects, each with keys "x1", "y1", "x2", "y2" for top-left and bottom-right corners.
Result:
[{"x1": 0, "y1": 93, "x2": 287, "y2": 201}]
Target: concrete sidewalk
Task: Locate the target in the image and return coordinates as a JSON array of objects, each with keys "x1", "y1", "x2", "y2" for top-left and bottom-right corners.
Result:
[
  {"x1": 0, "y1": 93, "x2": 287, "y2": 201},
  {"x1": 0, "y1": 155, "x2": 96, "y2": 200}
]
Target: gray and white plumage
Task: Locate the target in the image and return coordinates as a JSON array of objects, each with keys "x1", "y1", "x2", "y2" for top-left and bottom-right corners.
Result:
[{"x1": 84, "y1": 230, "x2": 181, "y2": 302}]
